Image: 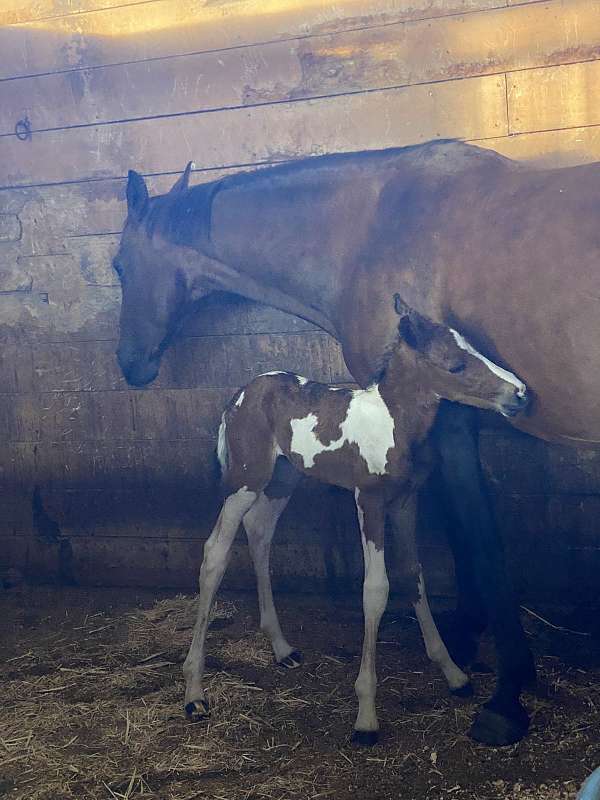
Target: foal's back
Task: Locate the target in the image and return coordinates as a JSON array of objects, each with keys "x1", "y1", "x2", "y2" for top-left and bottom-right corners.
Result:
[{"x1": 220, "y1": 371, "x2": 406, "y2": 495}]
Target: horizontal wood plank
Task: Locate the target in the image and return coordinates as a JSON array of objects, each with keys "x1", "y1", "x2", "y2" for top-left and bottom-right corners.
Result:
[
  {"x1": 35, "y1": 387, "x2": 232, "y2": 442},
  {"x1": 0, "y1": 74, "x2": 508, "y2": 186},
  {"x1": 507, "y1": 60, "x2": 600, "y2": 134},
  {"x1": 0, "y1": 0, "x2": 507, "y2": 79},
  {"x1": 476, "y1": 123, "x2": 600, "y2": 167},
  {"x1": 2, "y1": 0, "x2": 597, "y2": 138},
  {"x1": 31, "y1": 330, "x2": 349, "y2": 392},
  {"x1": 0, "y1": 0, "x2": 594, "y2": 137},
  {"x1": 0, "y1": 0, "x2": 139, "y2": 26}
]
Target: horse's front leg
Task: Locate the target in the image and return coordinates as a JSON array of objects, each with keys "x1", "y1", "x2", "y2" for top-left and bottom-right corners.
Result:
[
  {"x1": 434, "y1": 403, "x2": 535, "y2": 746},
  {"x1": 352, "y1": 489, "x2": 389, "y2": 746},
  {"x1": 183, "y1": 487, "x2": 257, "y2": 721}
]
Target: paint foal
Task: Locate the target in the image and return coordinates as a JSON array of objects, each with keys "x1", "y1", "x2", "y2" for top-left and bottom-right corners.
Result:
[{"x1": 183, "y1": 298, "x2": 528, "y2": 744}]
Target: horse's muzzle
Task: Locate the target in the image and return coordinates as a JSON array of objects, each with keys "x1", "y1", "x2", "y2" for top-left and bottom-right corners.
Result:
[{"x1": 117, "y1": 348, "x2": 160, "y2": 387}]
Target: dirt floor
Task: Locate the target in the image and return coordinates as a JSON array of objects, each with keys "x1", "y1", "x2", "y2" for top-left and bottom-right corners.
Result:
[{"x1": 1, "y1": 585, "x2": 600, "y2": 800}]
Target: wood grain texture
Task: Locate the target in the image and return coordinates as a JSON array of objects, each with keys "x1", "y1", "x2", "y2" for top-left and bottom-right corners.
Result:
[
  {"x1": 2, "y1": 0, "x2": 600, "y2": 594},
  {"x1": 1, "y1": 74, "x2": 507, "y2": 186},
  {"x1": 477, "y1": 123, "x2": 600, "y2": 166},
  {"x1": 507, "y1": 59, "x2": 600, "y2": 133},
  {"x1": 1, "y1": 0, "x2": 507, "y2": 78},
  {"x1": 2, "y1": 0, "x2": 597, "y2": 136}
]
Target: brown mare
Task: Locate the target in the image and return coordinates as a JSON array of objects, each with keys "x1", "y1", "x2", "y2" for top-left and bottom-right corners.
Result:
[
  {"x1": 182, "y1": 297, "x2": 528, "y2": 744},
  {"x1": 114, "y1": 139, "x2": 599, "y2": 745}
]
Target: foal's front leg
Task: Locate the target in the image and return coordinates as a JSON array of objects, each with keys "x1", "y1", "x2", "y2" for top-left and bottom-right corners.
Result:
[
  {"x1": 183, "y1": 487, "x2": 257, "y2": 721},
  {"x1": 353, "y1": 489, "x2": 389, "y2": 746}
]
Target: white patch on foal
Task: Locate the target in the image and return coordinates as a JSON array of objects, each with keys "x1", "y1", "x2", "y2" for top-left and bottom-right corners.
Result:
[
  {"x1": 289, "y1": 385, "x2": 395, "y2": 474},
  {"x1": 260, "y1": 370, "x2": 308, "y2": 386},
  {"x1": 450, "y1": 329, "x2": 526, "y2": 397}
]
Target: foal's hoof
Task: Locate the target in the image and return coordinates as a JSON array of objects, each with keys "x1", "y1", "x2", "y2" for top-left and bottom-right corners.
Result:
[
  {"x1": 278, "y1": 650, "x2": 303, "y2": 669},
  {"x1": 469, "y1": 704, "x2": 529, "y2": 746},
  {"x1": 351, "y1": 730, "x2": 379, "y2": 747},
  {"x1": 185, "y1": 699, "x2": 210, "y2": 723},
  {"x1": 450, "y1": 681, "x2": 474, "y2": 699}
]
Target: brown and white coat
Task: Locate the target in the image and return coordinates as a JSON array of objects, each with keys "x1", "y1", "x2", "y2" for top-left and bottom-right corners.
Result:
[{"x1": 183, "y1": 299, "x2": 528, "y2": 744}]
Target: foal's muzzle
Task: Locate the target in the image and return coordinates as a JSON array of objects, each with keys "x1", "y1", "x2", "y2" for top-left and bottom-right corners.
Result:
[{"x1": 500, "y1": 388, "x2": 530, "y2": 417}]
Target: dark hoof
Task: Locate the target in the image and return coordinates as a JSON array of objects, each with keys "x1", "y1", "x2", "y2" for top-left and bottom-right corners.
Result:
[
  {"x1": 469, "y1": 705, "x2": 529, "y2": 746},
  {"x1": 451, "y1": 681, "x2": 474, "y2": 698},
  {"x1": 185, "y1": 699, "x2": 210, "y2": 722},
  {"x1": 278, "y1": 650, "x2": 303, "y2": 669},
  {"x1": 352, "y1": 729, "x2": 379, "y2": 747}
]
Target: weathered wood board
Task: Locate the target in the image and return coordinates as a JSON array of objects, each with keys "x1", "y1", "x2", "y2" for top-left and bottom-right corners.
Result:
[
  {"x1": 2, "y1": 0, "x2": 598, "y2": 137},
  {"x1": 1, "y1": 0, "x2": 600, "y2": 596}
]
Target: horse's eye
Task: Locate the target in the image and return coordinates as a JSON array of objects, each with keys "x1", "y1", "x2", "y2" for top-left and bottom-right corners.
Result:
[
  {"x1": 449, "y1": 363, "x2": 466, "y2": 374},
  {"x1": 113, "y1": 260, "x2": 124, "y2": 278}
]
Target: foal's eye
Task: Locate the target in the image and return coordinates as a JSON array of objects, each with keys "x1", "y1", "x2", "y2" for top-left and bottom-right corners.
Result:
[{"x1": 449, "y1": 363, "x2": 466, "y2": 374}]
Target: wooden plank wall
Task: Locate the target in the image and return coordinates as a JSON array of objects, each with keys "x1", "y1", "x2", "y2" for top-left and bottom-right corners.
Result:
[{"x1": 1, "y1": 0, "x2": 600, "y2": 598}]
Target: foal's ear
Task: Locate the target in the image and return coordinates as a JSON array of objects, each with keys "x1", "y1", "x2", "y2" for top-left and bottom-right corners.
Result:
[
  {"x1": 169, "y1": 161, "x2": 194, "y2": 195},
  {"x1": 126, "y1": 170, "x2": 149, "y2": 221},
  {"x1": 394, "y1": 293, "x2": 435, "y2": 353}
]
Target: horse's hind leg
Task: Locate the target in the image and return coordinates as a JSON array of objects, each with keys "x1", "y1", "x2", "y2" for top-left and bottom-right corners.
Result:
[
  {"x1": 243, "y1": 458, "x2": 302, "y2": 668},
  {"x1": 183, "y1": 487, "x2": 258, "y2": 721}
]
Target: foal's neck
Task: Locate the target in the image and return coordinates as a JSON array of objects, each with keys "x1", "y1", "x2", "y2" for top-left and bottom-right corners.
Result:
[{"x1": 376, "y1": 346, "x2": 439, "y2": 437}]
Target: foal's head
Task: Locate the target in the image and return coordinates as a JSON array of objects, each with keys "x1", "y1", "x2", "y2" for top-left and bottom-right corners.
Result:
[{"x1": 391, "y1": 295, "x2": 528, "y2": 417}]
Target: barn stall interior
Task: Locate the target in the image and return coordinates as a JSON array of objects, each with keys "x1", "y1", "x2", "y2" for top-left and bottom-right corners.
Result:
[{"x1": 2, "y1": 1, "x2": 600, "y2": 798}]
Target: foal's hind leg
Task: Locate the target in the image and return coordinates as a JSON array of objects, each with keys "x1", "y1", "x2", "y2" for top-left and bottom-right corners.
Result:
[
  {"x1": 244, "y1": 496, "x2": 301, "y2": 668},
  {"x1": 243, "y1": 457, "x2": 302, "y2": 668},
  {"x1": 183, "y1": 487, "x2": 257, "y2": 721},
  {"x1": 413, "y1": 569, "x2": 472, "y2": 695}
]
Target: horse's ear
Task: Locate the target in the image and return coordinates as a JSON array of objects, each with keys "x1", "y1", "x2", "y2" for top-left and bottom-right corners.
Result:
[
  {"x1": 393, "y1": 293, "x2": 410, "y2": 318},
  {"x1": 394, "y1": 294, "x2": 435, "y2": 352},
  {"x1": 169, "y1": 161, "x2": 194, "y2": 195},
  {"x1": 126, "y1": 170, "x2": 149, "y2": 221}
]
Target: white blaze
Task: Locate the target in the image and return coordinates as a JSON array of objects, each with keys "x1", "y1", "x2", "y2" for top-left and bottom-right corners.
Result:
[
  {"x1": 289, "y1": 385, "x2": 395, "y2": 475},
  {"x1": 234, "y1": 390, "x2": 245, "y2": 408},
  {"x1": 450, "y1": 329, "x2": 526, "y2": 397}
]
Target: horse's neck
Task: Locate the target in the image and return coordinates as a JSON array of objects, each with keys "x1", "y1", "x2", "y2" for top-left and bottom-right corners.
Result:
[{"x1": 183, "y1": 253, "x2": 339, "y2": 337}]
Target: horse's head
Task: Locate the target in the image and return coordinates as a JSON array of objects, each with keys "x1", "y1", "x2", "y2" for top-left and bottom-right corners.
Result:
[
  {"x1": 114, "y1": 163, "x2": 203, "y2": 386},
  {"x1": 392, "y1": 294, "x2": 529, "y2": 418}
]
